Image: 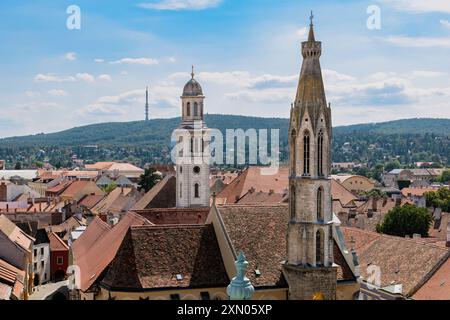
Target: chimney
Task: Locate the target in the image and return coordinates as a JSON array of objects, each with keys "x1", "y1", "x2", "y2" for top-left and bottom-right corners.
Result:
[
  {"x1": 269, "y1": 189, "x2": 274, "y2": 195},
  {"x1": 0, "y1": 182, "x2": 7, "y2": 202},
  {"x1": 446, "y1": 220, "x2": 450, "y2": 248},
  {"x1": 372, "y1": 197, "x2": 378, "y2": 212}
]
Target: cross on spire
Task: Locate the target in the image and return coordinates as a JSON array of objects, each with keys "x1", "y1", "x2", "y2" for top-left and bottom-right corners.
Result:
[{"x1": 310, "y1": 10, "x2": 314, "y2": 26}]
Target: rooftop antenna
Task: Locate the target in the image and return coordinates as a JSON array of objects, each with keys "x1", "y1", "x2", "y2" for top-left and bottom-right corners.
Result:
[{"x1": 145, "y1": 86, "x2": 149, "y2": 121}]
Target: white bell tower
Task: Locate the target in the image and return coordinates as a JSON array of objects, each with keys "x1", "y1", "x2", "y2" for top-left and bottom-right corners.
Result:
[{"x1": 175, "y1": 67, "x2": 210, "y2": 208}]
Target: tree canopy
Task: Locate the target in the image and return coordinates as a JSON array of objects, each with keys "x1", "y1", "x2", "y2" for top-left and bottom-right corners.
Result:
[
  {"x1": 138, "y1": 168, "x2": 162, "y2": 193},
  {"x1": 376, "y1": 204, "x2": 433, "y2": 237}
]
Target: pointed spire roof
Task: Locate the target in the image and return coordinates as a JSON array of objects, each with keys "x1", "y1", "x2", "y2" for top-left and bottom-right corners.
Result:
[
  {"x1": 308, "y1": 10, "x2": 315, "y2": 42},
  {"x1": 292, "y1": 13, "x2": 331, "y2": 133}
]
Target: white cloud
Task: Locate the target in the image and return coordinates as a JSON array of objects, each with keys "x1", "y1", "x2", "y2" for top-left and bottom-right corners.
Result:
[
  {"x1": 441, "y1": 19, "x2": 450, "y2": 28},
  {"x1": 138, "y1": 0, "x2": 222, "y2": 11},
  {"x1": 75, "y1": 73, "x2": 95, "y2": 83},
  {"x1": 64, "y1": 52, "x2": 77, "y2": 61},
  {"x1": 98, "y1": 74, "x2": 112, "y2": 81},
  {"x1": 25, "y1": 91, "x2": 41, "y2": 98},
  {"x1": 48, "y1": 89, "x2": 68, "y2": 97},
  {"x1": 110, "y1": 57, "x2": 159, "y2": 65},
  {"x1": 34, "y1": 73, "x2": 76, "y2": 83},
  {"x1": 94, "y1": 58, "x2": 105, "y2": 63},
  {"x1": 380, "y1": 35, "x2": 450, "y2": 48},
  {"x1": 380, "y1": 0, "x2": 450, "y2": 13},
  {"x1": 296, "y1": 27, "x2": 308, "y2": 40}
]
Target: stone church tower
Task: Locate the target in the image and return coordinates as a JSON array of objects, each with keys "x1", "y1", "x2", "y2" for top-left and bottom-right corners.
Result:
[
  {"x1": 282, "y1": 14, "x2": 337, "y2": 300},
  {"x1": 175, "y1": 67, "x2": 210, "y2": 208}
]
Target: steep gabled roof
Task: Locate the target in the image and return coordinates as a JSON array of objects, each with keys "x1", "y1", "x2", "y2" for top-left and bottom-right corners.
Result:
[
  {"x1": 75, "y1": 212, "x2": 151, "y2": 291},
  {"x1": 72, "y1": 216, "x2": 111, "y2": 262},
  {"x1": 48, "y1": 231, "x2": 69, "y2": 251},
  {"x1": 132, "y1": 174, "x2": 176, "y2": 210},
  {"x1": 101, "y1": 224, "x2": 229, "y2": 290}
]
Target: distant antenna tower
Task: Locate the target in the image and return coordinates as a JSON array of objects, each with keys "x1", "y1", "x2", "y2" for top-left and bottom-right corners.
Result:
[{"x1": 145, "y1": 86, "x2": 149, "y2": 121}]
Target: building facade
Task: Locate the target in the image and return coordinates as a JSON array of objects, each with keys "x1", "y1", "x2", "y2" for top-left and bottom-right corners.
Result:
[
  {"x1": 175, "y1": 68, "x2": 210, "y2": 208},
  {"x1": 283, "y1": 15, "x2": 337, "y2": 300}
]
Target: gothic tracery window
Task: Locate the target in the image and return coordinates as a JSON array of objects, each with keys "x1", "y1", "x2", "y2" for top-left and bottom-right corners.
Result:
[
  {"x1": 316, "y1": 230, "x2": 324, "y2": 266},
  {"x1": 317, "y1": 187, "x2": 323, "y2": 221},
  {"x1": 303, "y1": 130, "x2": 310, "y2": 176},
  {"x1": 291, "y1": 130, "x2": 297, "y2": 176},
  {"x1": 318, "y1": 130, "x2": 324, "y2": 176}
]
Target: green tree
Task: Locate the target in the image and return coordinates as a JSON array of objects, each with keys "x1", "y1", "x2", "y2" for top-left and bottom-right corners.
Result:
[
  {"x1": 425, "y1": 187, "x2": 450, "y2": 212},
  {"x1": 138, "y1": 168, "x2": 161, "y2": 193},
  {"x1": 385, "y1": 160, "x2": 401, "y2": 172},
  {"x1": 102, "y1": 183, "x2": 117, "y2": 194},
  {"x1": 14, "y1": 162, "x2": 22, "y2": 170},
  {"x1": 439, "y1": 170, "x2": 450, "y2": 184},
  {"x1": 376, "y1": 204, "x2": 433, "y2": 237}
]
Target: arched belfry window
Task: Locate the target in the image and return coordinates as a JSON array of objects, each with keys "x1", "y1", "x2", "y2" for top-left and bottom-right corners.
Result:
[
  {"x1": 290, "y1": 130, "x2": 297, "y2": 176},
  {"x1": 317, "y1": 187, "x2": 324, "y2": 222},
  {"x1": 194, "y1": 183, "x2": 200, "y2": 198},
  {"x1": 303, "y1": 130, "x2": 310, "y2": 176},
  {"x1": 316, "y1": 230, "x2": 324, "y2": 266},
  {"x1": 187, "y1": 102, "x2": 191, "y2": 117},
  {"x1": 318, "y1": 130, "x2": 324, "y2": 176},
  {"x1": 290, "y1": 184, "x2": 296, "y2": 220},
  {"x1": 194, "y1": 102, "x2": 199, "y2": 117}
]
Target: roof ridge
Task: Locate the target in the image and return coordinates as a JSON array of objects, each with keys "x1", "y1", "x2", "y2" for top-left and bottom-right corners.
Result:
[{"x1": 131, "y1": 224, "x2": 206, "y2": 231}]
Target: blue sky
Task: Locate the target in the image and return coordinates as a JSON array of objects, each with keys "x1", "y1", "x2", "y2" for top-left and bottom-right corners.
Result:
[{"x1": 0, "y1": 0, "x2": 450, "y2": 137}]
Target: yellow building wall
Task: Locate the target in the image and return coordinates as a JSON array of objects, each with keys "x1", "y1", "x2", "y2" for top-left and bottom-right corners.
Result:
[{"x1": 336, "y1": 281, "x2": 360, "y2": 300}]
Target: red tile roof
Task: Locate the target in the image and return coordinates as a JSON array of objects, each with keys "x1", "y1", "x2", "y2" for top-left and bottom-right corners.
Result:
[
  {"x1": 48, "y1": 231, "x2": 69, "y2": 251},
  {"x1": 413, "y1": 256, "x2": 450, "y2": 300},
  {"x1": 341, "y1": 227, "x2": 450, "y2": 296},
  {"x1": 79, "y1": 194, "x2": 105, "y2": 209},
  {"x1": 217, "y1": 166, "x2": 289, "y2": 204},
  {"x1": 46, "y1": 180, "x2": 73, "y2": 194},
  {"x1": 101, "y1": 224, "x2": 229, "y2": 290},
  {"x1": 133, "y1": 207, "x2": 210, "y2": 225},
  {"x1": 217, "y1": 204, "x2": 355, "y2": 288},
  {"x1": 74, "y1": 212, "x2": 151, "y2": 291},
  {"x1": 72, "y1": 216, "x2": 111, "y2": 262}
]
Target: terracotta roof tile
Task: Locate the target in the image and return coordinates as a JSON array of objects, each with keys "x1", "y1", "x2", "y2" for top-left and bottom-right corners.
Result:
[
  {"x1": 134, "y1": 207, "x2": 210, "y2": 225},
  {"x1": 79, "y1": 194, "x2": 105, "y2": 209},
  {"x1": 218, "y1": 204, "x2": 354, "y2": 288},
  {"x1": 72, "y1": 216, "x2": 111, "y2": 262},
  {"x1": 74, "y1": 212, "x2": 151, "y2": 291},
  {"x1": 0, "y1": 215, "x2": 34, "y2": 252},
  {"x1": 413, "y1": 256, "x2": 450, "y2": 300},
  {"x1": 101, "y1": 224, "x2": 229, "y2": 290},
  {"x1": 48, "y1": 231, "x2": 69, "y2": 251},
  {"x1": 341, "y1": 227, "x2": 450, "y2": 296},
  {"x1": 132, "y1": 174, "x2": 176, "y2": 210}
]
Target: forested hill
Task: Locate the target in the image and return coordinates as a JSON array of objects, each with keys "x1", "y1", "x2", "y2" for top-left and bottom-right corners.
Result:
[{"x1": 0, "y1": 115, "x2": 449, "y2": 168}]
